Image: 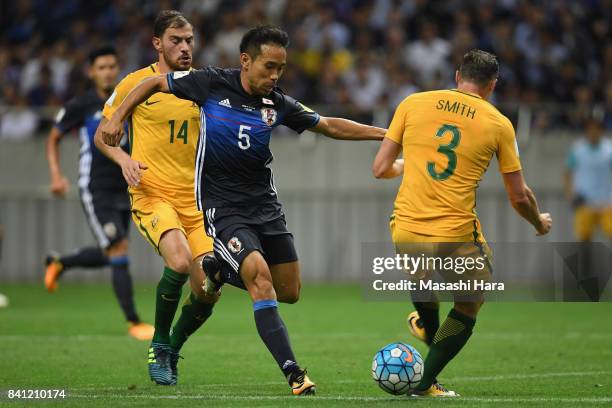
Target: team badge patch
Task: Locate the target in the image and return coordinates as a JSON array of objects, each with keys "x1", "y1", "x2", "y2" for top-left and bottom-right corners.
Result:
[
  {"x1": 261, "y1": 108, "x2": 277, "y2": 126},
  {"x1": 103, "y1": 222, "x2": 117, "y2": 239},
  {"x1": 172, "y1": 71, "x2": 189, "y2": 79},
  {"x1": 151, "y1": 215, "x2": 160, "y2": 231},
  {"x1": 228, "y1": 237, "x2": 242, "y2": 253}
]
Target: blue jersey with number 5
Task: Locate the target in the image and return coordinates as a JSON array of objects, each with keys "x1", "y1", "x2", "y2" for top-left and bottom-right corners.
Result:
[{"x1": 167, "y1": 67, "x2": 319, "y2": 210}]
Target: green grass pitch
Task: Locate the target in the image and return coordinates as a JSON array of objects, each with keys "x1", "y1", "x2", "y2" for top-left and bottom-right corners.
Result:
[{"x1": 1, "y1": 283, "x2": 611, "y2": 407}]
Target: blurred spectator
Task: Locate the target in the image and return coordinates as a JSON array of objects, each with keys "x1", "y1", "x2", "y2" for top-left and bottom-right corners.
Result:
[
  {"x1": 212, "y1": 9, "x2": 247, "y2": 65},
  {"x1": 310, "y1": 58, "x2": 352, "y2": 110},
  {"x1": 0, "y1": 0, "x2": 610, "y2": 133},
  {"x1": 567, "y1": 85, "x2": 596, "y2": 129},
  {"x1": 604, "y1": 82, "x2": 612, "y2": 130},
  {"x1": 564, "y1": 118, "x2": 612, "y2": 241},
  {"x1": 343, "y1": 54, "x2": 385, "y2": 112},
  {"x1": 306, "y1": 7, "x2": 350, "y2": 51},
  {"x1": 27, "y1": 66, "x2": 55, "y2": 107},
  {"x1": 384, "y1": 60, "x2": 419, "y2": 109},
  {"x1": 404, "y1": 21, "x2": 451, "y2": 88},
  {"x1": 0, "y1": 86, "x2": 39, "y2": 141}
]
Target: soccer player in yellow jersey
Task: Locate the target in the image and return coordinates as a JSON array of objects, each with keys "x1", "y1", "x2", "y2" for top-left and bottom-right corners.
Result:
[
  {"x1": 373, "y1": 50, "x2": 552, "y2": 397},
  {"x1": 94, "y1": 11, "x2": 218, "y2": 386}
]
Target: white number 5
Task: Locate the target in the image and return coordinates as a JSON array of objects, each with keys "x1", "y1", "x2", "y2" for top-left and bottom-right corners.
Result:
[{"x1": 238, "y1": 125, "x2": 251, "y2": 150}]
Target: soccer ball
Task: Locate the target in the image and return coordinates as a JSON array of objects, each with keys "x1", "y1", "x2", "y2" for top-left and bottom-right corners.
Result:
[
  {"x1": 371, "y1": 342, "x2": 423, "y2": 395},
  {"x1": 0, "y1": 293, "x2": 9, "y2": 308}
]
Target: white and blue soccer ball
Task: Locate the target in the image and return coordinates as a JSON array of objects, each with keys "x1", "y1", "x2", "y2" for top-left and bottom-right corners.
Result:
[{"x1": 372, "y1": 342, "x2": 423, "y2": 395}]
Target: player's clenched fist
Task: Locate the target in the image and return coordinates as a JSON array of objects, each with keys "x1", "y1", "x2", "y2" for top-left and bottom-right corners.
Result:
[
  {"x1": 536, "y1": 212, "x2": 552, "y2": 236},
  {"x1": 100, "y1": 117, "x2": 124, "y2": 146},
  {"x1": 50, "y1": 175, "x2": 69, "y2": 198}
]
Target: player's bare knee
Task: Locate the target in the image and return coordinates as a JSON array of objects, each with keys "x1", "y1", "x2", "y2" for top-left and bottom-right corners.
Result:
[
  {"x1": 278, "y1": 288, "x2": 299, "y2": 304},
  {"x1": 188, "y1": 267, "x2": 221, "y2": 304},
  {"x1": 106, "y1": 239, "x2": 128, "y2": 257},
  {"x1": 169, "y1": 259, "x2": 191, "y2": 274},
  {"x1": 190, "y1": 257, "x2": 205, "y2": 280},
  {"x1": 277, "y1": 282, "x2": 300, "y2": 304},
  {"x1": 189, "y1": 275, "x2": 206, "y2": 299},
  {"x1": 165, "y1": 252, "x2": 192, "y2": 274},
  {"x1": 280, "y1": 292, "x2": 299, "y2": 304}
]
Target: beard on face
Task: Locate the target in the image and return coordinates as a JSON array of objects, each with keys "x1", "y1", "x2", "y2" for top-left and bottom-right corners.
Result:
[{"x1": 163, "y1": 48, "x2": 192, "y2": 71}]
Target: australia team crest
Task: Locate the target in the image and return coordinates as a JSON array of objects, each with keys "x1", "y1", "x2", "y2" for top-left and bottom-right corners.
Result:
[{"x1": 261, "y1": 107, "x2": 277, "y2": 126}]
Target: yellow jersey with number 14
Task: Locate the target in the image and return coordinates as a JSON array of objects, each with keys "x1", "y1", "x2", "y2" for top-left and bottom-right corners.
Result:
[
  {"x1": 386, "y1": 89, "x2": 522, "y2": 237},
  {"x1": 102, "y1": 63, "x2": 200, "y2": 206}
]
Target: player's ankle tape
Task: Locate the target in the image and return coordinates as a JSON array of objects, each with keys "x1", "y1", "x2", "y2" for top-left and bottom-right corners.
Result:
[
  {"x1": 109, "y1": 256, "x2": 129, "y2": 266},
  {"x1": 253, "y1": 299, "x2": 278, "y2": 311}
]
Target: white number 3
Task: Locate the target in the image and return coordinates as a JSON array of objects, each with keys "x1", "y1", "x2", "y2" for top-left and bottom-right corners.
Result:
[{"x1": 238, "y1": 125, "x2": 251, "y2": 150}]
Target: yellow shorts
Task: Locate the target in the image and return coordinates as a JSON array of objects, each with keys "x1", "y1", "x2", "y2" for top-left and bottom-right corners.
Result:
[
  {"x1": 574, "y1": 206, "x2": 612, "y2": 241},
  {"x1": 390, "y1": 218, "x2": 493, "y2": 286},
  {"x1": 130, "y1": 193, "x2": 213, "y2": 259}
]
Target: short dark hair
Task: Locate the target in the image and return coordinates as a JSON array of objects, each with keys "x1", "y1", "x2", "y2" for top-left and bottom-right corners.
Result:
[
  {"x1": 88, "y1": 46, "x2": 118, "y2": 65},
  {"x1": 240, "y1": 25, "x2": 290, "y2": 59},
  {"x1": 459, "y1": 49, "x2": 499, "y2": 86},
  {"x1": 154, "y1": 10, "x2": 190, "y2": 38}
]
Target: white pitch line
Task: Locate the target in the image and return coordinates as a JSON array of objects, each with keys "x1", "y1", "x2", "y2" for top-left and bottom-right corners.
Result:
[
  {"x1": 461, "y1": 397, "x2": 612, "y2": 403},
  {"x1": 70, "y1": 370, "x2": 612, "y2": 391},
  {"x1": 68, "y1": 394, "x2": 395, "y2": 401},
  {"x1": 334, "y1": 370, "x2": 612, "y2": 384},
  {"x1": 66, "y1": 394, "x2": 612, "y2": 403},
  {"x1": 1, "y1": 332, "x2": 612, "y2": 340},
  {"x1": 446, "y1": 370, "x2": 612, "y2": 382},
  {"x1": 0, "y1": 335, "x2": 128, "y2": 341}
]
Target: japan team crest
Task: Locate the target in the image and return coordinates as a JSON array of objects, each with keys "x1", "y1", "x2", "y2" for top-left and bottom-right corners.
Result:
[
  {"x1": 228, "y1": 237, "x2": 242, "y2": 253},
  {"x1": 261, "y1": 107, "x2": 277, "y2": 126}
]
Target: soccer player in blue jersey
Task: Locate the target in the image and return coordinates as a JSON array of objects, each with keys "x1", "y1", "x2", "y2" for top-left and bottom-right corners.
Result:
[
  {"x1": 44, "y1": 47, "x2": 153, "y2": 340},
  {"x1": 100, "y1": 25, "x2": 385, "y2": 395}
]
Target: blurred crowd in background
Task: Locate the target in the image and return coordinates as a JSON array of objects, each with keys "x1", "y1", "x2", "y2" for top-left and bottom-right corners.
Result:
[{"x1": 0, "y1": 0, "x2": 611, "y2": 140}]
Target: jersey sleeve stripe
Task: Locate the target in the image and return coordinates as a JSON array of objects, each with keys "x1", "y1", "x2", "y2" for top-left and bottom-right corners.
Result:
[
  {"x1": 195, "y1": 108, "x2": 206, "y2": 210},
  {"x1": 310, "y1": 113, "x2": 321, "y2": 129},
  {"x1": 166, "y1": 73, "x2": 175, "y2": 94}
]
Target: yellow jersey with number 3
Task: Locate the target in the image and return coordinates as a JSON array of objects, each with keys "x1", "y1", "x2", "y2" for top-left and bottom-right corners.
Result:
[
  {"x1": 102, "y1": 63, "x2": 200, "y2": 206},
  {"x1": 386, "y1": 89, "x2": 521, "y2": 237}
]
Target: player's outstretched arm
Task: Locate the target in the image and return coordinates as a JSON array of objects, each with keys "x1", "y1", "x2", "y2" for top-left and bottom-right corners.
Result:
[
  {"x1": 100, "y1": 75, "x2": 170, "y2": 146},
  {"x1": 372, "y1": 138, "x2": 403, "y2": 179},
  {"x1": 310, "y1": 116, "x2": 386, "y2": 141},
  {"x1": 502, "y1": 170, "x2": 552, "y2": 235},
  {"x1": 94, "y1": 117, "x2": 148, "y2": 187},
  {"x1": 46, "y1": 126, "x2": 69, "y2": 197}
]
